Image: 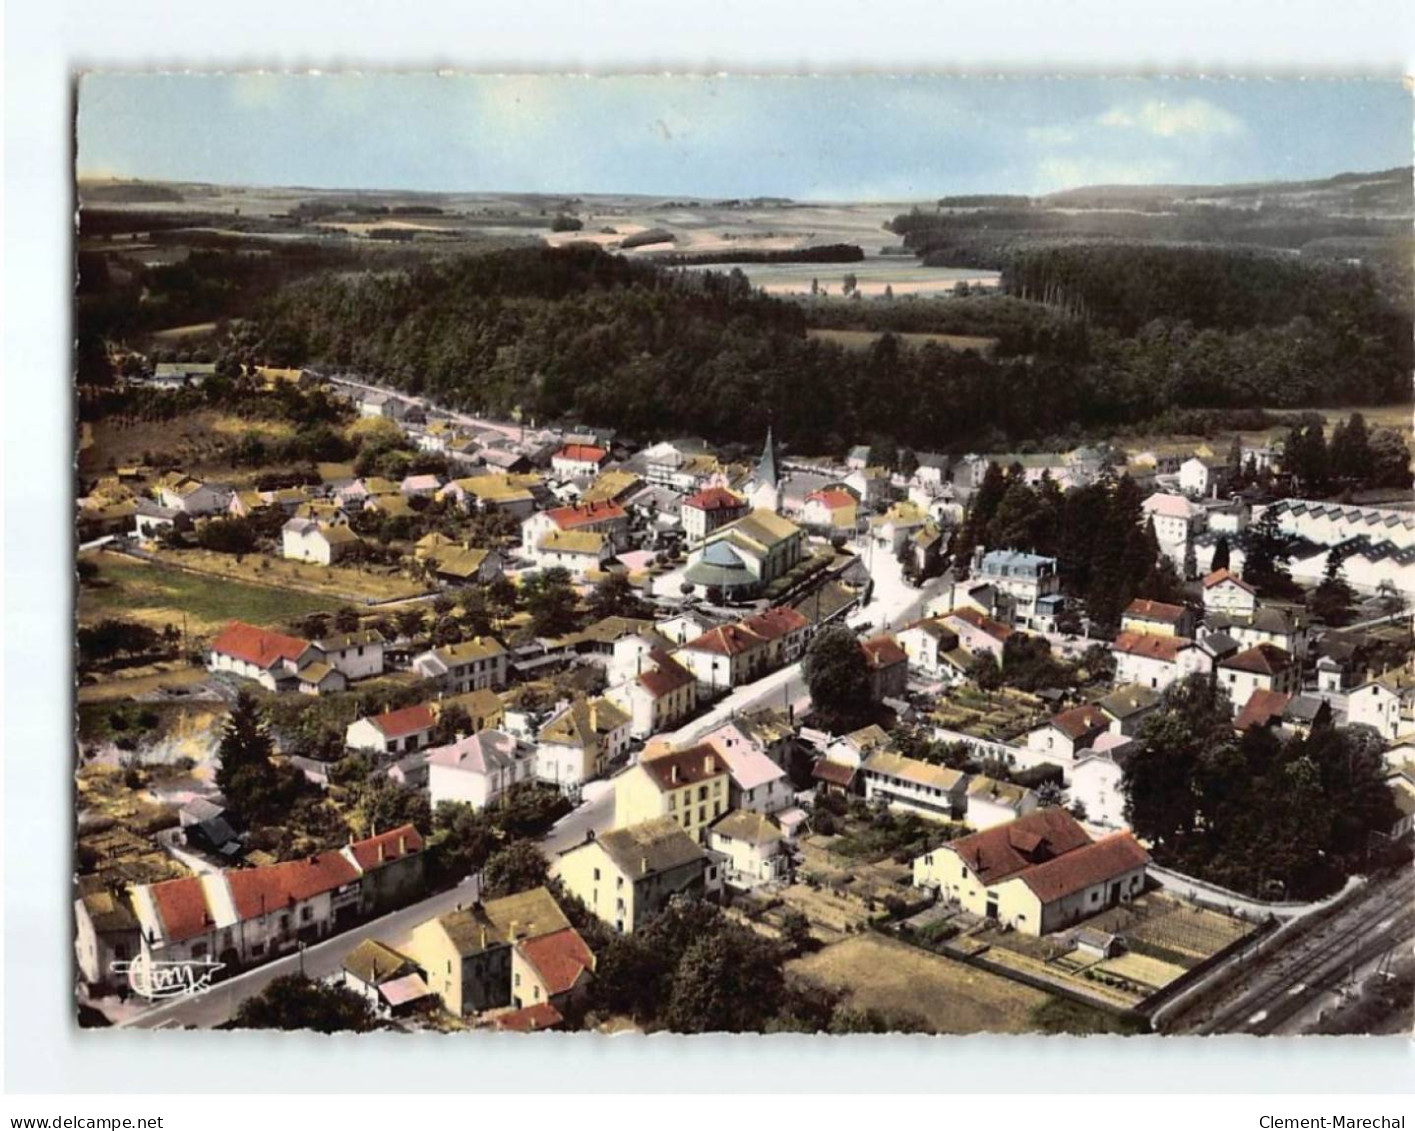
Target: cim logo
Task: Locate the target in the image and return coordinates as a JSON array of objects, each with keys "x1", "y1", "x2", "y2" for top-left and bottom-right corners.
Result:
[{"x1": 112, "y1": 953, "x2": 224, "y2": 1000}]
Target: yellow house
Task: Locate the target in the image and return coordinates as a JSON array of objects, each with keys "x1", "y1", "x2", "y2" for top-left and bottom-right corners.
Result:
[
  {"x1": 433, "y1": 687, "x2": 506, "y2": 734},
  {"x1": 404, "y1": 886, "x2": 569, "y2": 1016},
  {"x1": 552, "y1": 817, "x2": 712, "y2": 934},
  {"x1": 614, "y1": 743, "x2": 730, "y2": 844},
  {"x1": 913, "y1": 809, "x2": 1149, "y2": 937}
]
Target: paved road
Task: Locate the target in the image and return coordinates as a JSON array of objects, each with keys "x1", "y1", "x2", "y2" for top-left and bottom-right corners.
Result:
[
  {"x1": 121, "y1": 876, "x2": 482, "y2": 1030},
  {"x1": 540, "y1": 779, "x2": 616, "y2": 857},
  {"x1": 1179, "y1": 867, "x2": 1415, "y2": 1036}
]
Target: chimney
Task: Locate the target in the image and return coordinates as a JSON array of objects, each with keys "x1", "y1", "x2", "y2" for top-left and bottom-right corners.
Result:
[
  {"x1": 641, "y1": 857, "x2": 649, "y2": 875},
  {"x1": 479, "y1": 926, "x2": 487, "y2": 949},
  {"x1": 377, "y1": 842, "x2": 386, "y2": 863},
  {"x1": 670, "y1": 764, "x2": 679, "y2": 784},
  {"x1": 705, "y1": 754, "x2": 716, "y2": 773},
  {"x1": 398, "y1": 834, "x2": 407, "y2": 855},
  {"x1": 507, "y1": 919, "x2": 519, "y2": 942}
]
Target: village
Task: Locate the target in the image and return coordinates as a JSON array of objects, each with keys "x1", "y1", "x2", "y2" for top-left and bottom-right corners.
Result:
[{"x1": 68, "y1": 355, "x2": 1415, "y2": 1036}]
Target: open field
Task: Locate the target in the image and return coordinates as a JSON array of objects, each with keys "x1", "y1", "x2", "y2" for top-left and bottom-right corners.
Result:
[
  {"x1": 77, "y1": 665, "x2": 214, "y2": 704},
  {"x1": 684, "y1": 258, "x2": 1000, "y2": 297},
  {"x1": 807, "y1": 327, "x2": 999, "y2": 355},
  {"x1": 788, "y1": 933, "x2": 1050, "y2": 1033},
  {"x1": 149, "y1": 321, "x2": 219, "y2": 344},
  {"x1": 78, "y1": 551, "x2": 348, "y2": 634},
  {"x1": 78, "y1": 409, "x2": 303, "y2": 478},
  {"x1": 145, "y1": 547, "x2": 428, "y2": 605}
]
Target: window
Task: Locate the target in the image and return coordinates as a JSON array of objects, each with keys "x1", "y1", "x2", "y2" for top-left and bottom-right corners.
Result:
[
  {"x1": 593, "y1": 867, "x2": 601, "y2": 881},
  {"x1": 616, "y1": 876, "x2": 623, "y2": 890},
  {"x1": 301, "y1": 906, "x2": 313, "y2": 923},
  {"x1": 698, "y1": 786, "x2": 708, "y2": 801},
  {"x1": 699, "y1": 806, "x2": 706, "y2": 824},
  {"x1": 191, "y1": 943, "x2": 208, "y2": 958},
  {"x1": 514, "y1": 973, "x2": 521, "y2": 987}
]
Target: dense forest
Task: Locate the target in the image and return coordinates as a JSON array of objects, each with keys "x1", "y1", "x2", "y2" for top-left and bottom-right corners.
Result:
[{"x1": 79, "y1": 215, "x2": 1412, "y2": 453}]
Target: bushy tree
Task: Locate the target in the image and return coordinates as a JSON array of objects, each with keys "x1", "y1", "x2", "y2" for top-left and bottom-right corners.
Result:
[
  {"x1": 232, "y1": 974, "x2": 377, "y2": 1033},
  {"x1": 522, "y1": 567, "x2": 580, "y2": 637},
  {"x1": 481, "y1": 840, "x2": 550, "y2": 898},
  {"x1": 215, "y1": 692, "x2": 287, "y2": 822},
  {"x1": 802, "y1": 625, "x2": 873, "y2": 729}
]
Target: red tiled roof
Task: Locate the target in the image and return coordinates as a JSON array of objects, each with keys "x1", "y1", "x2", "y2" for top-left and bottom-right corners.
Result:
[
  {"x1": 684, "y1": 486, "x2": 746, "y2": 513},
  {"x1": 685, "y1": 622, "x2": 763, "y2": 657},
  {"x1": 946, "y1": 607, "x2": 1013, "y2": 642},
  {"x1": 368, "y1": 703, "x2": 436, "y2": 740},
  {"x1": 225, "y1": 852, "x2": 360, "y2": 921},
  {"x1": 1014, "y1": 833, "x2": 1150, "y2": 904},
  {"x1": 744, "y1": 606, "x2": 810, "y2": 641},
  {"x1": 555, "y1": 444, "x2": 607, "y2": 464},
  {"x1": 495, "y1": 1002, "x2": 564, "y2": 1032},
  {"x1": 1112, "y1": 631, "x2": 1192, "y2": 663},
  {"x1": 549, "y1": 500, "x2": 626, "y2": 530},
  {"x1": 347, "y1": 824, "x2": 425, "y2": 872},
  {"x1": 516, "y1": 927, "x2": 595, "y2": 996},
  {"x1": 150, "y1": 876, "x2": 212, "y2": 943},
  {"x1": 1235, "y1": 689, "x2": 1293, "y2": 732},
  {"x1": 1049, "y1": 703, "x2": 1110, "y2": 742},
  {"x1": 1125, "y1": 598, "x2": 1187, "y2": 622},
  {"x1": 808, "y1": 487, "x2": 857, "y2": 510},
  {"x1": 861, "y1": 635, "x2": 908, "y2": 669},
  {"x1": 943, "y1": 809, "x2": 1093, "y2": 887},
  {"x1": 1203, "y1": 568, "x2": 1256, "y2": 593},
  {"x1": 638, "y1": 651, "x2": 695, "y2": 698},
  {"x1": 640, "y1": 743, "x2": 726, "y2": 791},
  {"x1": 209, "y1": 621, "x2": 312, "y2": 670},
  {"x1": 812, "y1": 759, "x2": 856, "y2": 787}
]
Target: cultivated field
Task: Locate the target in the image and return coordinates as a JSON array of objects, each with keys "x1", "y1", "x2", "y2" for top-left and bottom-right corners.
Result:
[
  {"x1": 807, "y1": 327, "x2": 999, "y2": 355},
  {"x1": 78, "y1": 551, "x2": 349, "y2": 634},
  {"x1": 687, "y1": 258, "x2": 1000, "y2": 298},
  {"x1": 788, "y1": 933, "x2": 1050, "y2": 1034}
]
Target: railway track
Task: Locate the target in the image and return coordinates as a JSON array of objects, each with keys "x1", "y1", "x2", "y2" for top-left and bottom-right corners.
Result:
[{"x1": 1189, "y1": 869, "x2": 1415, "y2": 1035}]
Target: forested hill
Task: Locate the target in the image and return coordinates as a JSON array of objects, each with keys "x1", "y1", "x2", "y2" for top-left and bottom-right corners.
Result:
[{"x1": 246, "y1": 244, "x2": 1409, "y2": 453}]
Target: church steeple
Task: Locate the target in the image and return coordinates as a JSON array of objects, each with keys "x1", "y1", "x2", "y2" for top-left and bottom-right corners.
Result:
[{"x1": 755, "y1": 426, "x2": 779, "y2": 488}]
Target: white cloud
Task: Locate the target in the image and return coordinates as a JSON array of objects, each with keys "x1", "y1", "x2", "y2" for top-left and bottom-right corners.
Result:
[{"x1": 1098, "y1": 98, "x2": 1243, "y2": 138}]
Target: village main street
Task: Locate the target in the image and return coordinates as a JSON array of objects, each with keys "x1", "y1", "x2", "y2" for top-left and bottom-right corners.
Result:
[{"x1": 119, "y1": 876, "x2": 483, "y2": 1030}]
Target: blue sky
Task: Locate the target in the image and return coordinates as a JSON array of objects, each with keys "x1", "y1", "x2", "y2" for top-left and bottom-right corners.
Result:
[{"x1": 76, "y1": 74, "x2": 1411, "y2": 199}]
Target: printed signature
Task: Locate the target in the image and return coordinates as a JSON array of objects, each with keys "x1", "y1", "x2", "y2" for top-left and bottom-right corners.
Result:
[{"x1": 111, "y1": 954, "x2": 225, "y2": 999}]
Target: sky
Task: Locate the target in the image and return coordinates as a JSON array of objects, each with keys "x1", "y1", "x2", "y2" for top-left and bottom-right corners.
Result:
[{"x1": 76, "y1": 74, "x2": 1412, "y2": 200}]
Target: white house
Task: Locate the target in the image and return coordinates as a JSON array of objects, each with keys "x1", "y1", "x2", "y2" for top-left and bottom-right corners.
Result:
[
  {"x1": 551, "y1": 443, "x2": 610, "y2": 479},
  {"x1": 427, "y1": 730, "x2": 536, "y2": 811},
  {"x1": 155, "y1": 473, "x2": 231, "y2": 516},
  {"x1": 345, "y1": 702, "x2": 436, "y2": 756},
  {"x1": 531, "y1": 530, "x2": 614, "y2": 577},
  {"x1": 708, "y1": 810, "x2": 789, "y2": 890},
  {"x1": 700, "y1": 722, "x2": 794, "y2": 816},
  {"x1": 1178, "y1": 456, "x2": 1232, "y2": 499},
  {"x1": 860, "y1": 749, "x2": 970, "y2": 822},
  {"x1": 1142, "y1": 492, "x2": 1207, "y2": 574},
  {"x1": 315, "y1": 629, "x2": 385, "y2": 681},
  {"x1": 972, "y1": 549, "x2": 1062, "y2": 629},
  {"x1": 412, "y1": 637, "x2": 509, "y2": 693},
  {"x1": 1112, "y1": 631, "x2": 1212, "y2": 692},
  {"x1": 963, "y1": 776, "x2": 1039, "y2": 830},
  {"x1": 520, "y1": 500, "x2": 630, "y2": 556},
  {"x1": 1346, "y1": 670, "x2": 1415, "y2": 743},
  {"x1": 681, "y1": 486, "x2": 750, "y2": 544},
  {"x1": 1202, "y1": 568, "x2": 1259, "y2": 617},
  {"x1": 281, "y1": 518, "x2": 362, "y2": 565},
  {"x1": 535, "y1": 697, "x2": 633, "y2": 791},
  {"x1": 1216, "y1": 644, "x2": 1298, "y2": 710},
  {"x1": 604, "y1": 651, "x2": 698, "y2": 740}
]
